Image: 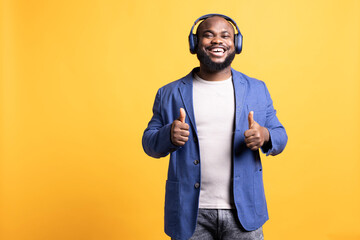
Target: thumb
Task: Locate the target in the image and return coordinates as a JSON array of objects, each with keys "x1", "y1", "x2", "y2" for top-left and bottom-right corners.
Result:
[
  {"x1": 179, "y1": 108, "x2": 186, "y2": 123},
  {"x1": 248, "y1": 111, "x2": 255, "y2": 129}
]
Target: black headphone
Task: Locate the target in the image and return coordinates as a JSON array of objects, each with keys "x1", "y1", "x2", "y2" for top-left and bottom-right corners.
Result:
[{"x1": 188, "y1": 14, "x2": 243, "y2": 54}]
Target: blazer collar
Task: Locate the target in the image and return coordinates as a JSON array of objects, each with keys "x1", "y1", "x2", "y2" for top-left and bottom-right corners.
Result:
[{"x1": 179, "y1": 67, "x2": 246, "y2": 84}]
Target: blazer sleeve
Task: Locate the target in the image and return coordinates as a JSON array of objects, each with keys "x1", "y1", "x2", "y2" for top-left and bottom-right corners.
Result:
[
  {"x1": 260, "y1": 82, "x2": 288, "y2": 156},
  {"x1": 142, "y1": 89, "x2": 180, "y2": 158}
]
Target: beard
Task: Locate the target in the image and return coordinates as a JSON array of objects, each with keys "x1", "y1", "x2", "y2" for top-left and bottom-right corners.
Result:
[{"x1": 196, "y1": 47, "x2": 236, "y2": 72}]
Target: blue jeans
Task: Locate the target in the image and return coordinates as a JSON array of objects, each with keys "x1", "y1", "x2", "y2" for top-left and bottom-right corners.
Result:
[{"x1": 172, "y1": 209, "x2": 264, "y2": 240}]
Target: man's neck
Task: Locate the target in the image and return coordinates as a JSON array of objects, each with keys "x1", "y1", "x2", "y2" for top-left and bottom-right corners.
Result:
[{"x1": 197, "y1": 65, "x2": 232, "y2": 81}]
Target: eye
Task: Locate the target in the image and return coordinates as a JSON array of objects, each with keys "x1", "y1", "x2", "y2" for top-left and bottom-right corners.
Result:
[
  {"x1": 222, "y1": 35, "x2": 230, "y2": 39},
  {"x1": 203, "y1": 33, "x2": 213, "y2": 38}
]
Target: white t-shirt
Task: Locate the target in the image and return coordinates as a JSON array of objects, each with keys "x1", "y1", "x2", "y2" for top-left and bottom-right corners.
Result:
[{"x1": 193, "y1": 73, "x2": 235, "y2": 209}]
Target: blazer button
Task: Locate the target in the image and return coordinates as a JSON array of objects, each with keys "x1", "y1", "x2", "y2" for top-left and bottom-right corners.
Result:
[
  {"x1": 193, "y1": 160, "x2": 199, "y2": 165},
  {"x1": 194, "y1": 183, "x2": 200, "y2": 189}
]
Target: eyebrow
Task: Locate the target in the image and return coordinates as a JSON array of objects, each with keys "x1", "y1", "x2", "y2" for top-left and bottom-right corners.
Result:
[{"x1": 202, "y1": 30, "x2": 232, "y2": 34}]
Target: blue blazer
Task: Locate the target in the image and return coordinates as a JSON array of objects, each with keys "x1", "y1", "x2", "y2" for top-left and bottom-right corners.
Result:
[{"x1": 142, "y1": 68, "x2": 288, "y2": 240}]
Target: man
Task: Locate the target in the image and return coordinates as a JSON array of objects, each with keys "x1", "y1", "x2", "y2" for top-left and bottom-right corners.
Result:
[{"x1": 142, "y1": 14, "x2": 287, "y2": 240}]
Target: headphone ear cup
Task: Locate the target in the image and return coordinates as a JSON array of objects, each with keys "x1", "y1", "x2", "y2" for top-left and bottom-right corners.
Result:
[
  {"x1": 234, "y1": 35, "x2": 239, "y2": 53},
  {"x1": 192, "y1": 35, "x2": 197, "y2": 53},
  {"x1": 189, "y1": 33, "x2": 197, "y2": 54},
  {"x1": 235, "y1": 33, "x2": 243, "y2": 54}
]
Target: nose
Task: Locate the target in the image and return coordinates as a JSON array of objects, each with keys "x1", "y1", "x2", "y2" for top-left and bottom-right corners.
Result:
[{"x1": 211, "y1": 36, "x2": 223, "y2": 45}]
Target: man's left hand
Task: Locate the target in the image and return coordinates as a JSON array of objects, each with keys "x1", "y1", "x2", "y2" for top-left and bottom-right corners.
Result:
[{"x1": 244, "y1": 111, "x2": 270, "y2": 151}]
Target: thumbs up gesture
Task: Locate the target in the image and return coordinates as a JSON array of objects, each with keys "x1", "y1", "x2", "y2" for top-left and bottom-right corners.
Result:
[
  {"x1": 171, "y1": 108, "x2": 190, "y2": 146},
  {"x1": 244, "y1": 111, "x2": 270, "y2": 151}
]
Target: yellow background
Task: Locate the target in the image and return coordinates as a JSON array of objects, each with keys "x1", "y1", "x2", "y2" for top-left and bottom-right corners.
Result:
[{"x1": 1, "y1": 0, "x2": 360, "y2": 239}]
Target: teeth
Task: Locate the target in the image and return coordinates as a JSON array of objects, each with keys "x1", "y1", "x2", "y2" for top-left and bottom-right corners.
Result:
[{"x1": 211, "y1": 48, "x2": 224, "y2": 53}]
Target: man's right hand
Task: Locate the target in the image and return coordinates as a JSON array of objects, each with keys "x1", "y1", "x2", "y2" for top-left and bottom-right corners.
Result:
[{"x1": 171, "y1": 108, "x2": 190, "y2": 146}]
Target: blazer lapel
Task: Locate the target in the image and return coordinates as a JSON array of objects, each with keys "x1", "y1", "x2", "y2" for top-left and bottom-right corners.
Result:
[
  {"x1": 178, "y1": 70, "x2": 197, "y2": 133},
  {"x1": 232, "y1": 68, "x2": 247, "y2": 131}
]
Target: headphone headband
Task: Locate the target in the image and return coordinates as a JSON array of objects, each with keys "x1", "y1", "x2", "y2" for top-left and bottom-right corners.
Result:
[
  {"x1": 188, "y1": 13, "x2": 243, "y2": 54},
  {"x1": 189, "y1": 14, "x2": 241, "y2": 36}
]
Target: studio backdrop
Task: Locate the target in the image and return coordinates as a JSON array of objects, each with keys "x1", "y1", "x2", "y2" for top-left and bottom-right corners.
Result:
[{"x1": 1, "y1": 0, "x2": 360, "y2": 239}]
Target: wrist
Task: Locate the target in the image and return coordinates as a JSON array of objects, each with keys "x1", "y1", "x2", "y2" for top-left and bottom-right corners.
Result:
[{"x1": 262, "y1": 127, "x2": 270, "y2": 144}]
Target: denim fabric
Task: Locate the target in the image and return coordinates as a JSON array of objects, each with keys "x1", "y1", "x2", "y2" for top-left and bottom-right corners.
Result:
[{"x1": 172, "y1": 209, "x2": 264, "y2": 240}]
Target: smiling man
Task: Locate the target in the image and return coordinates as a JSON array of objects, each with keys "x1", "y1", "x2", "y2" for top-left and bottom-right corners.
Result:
[
  {"x1": 195, "y1": 16, "x2": 236, "y2": 78},
  {"x1": 142, "y1": 14, "x2": 288, "y2": 240}
]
